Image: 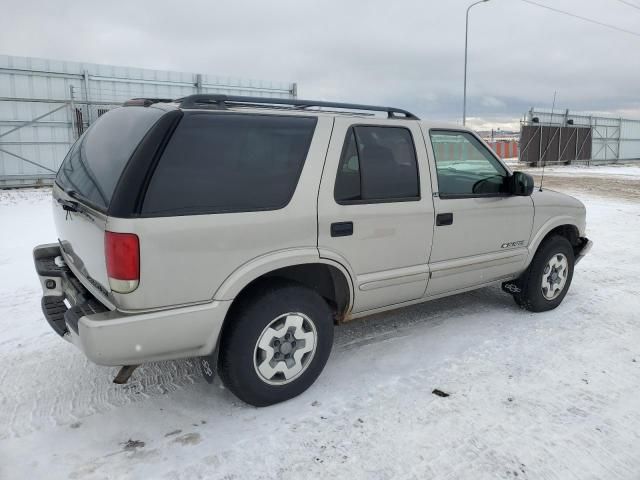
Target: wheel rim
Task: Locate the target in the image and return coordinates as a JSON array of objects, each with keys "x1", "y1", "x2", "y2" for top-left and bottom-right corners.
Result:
[
  {"x1": 253, "y1": 312, "x2": 318, "y2": 386},
  {"x1": 541, "y1": 253, "x2": 569, "y2": 300}
]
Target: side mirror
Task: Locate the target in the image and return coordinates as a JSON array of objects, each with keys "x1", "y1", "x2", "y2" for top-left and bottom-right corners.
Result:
[{"x1": 509, "y1": 171, "x2": 534, "y2": 196}]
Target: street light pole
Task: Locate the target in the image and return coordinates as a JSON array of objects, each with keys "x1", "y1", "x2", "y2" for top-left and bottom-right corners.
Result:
[{"x1": 463, "y1": 0, "x2": 490, "y2": 126}]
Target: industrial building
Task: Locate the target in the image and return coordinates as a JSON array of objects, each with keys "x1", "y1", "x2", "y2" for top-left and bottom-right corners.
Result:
[{"x1": 0, "y1": 55, "x2": 297, "y2": 187}]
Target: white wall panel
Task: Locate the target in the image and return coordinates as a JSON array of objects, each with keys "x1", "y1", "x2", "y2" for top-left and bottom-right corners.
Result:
[{"x1": 0, "y1": 54, "x2": 296, "y2": 186}]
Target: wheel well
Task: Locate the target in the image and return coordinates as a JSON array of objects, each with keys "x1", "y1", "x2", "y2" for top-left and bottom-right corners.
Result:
[
  {"x1": 542, "y1": 224, "x2": 581, "y2": 255},
  {"x1": 227, "y1": 263, "x2": 351, "y2": 325},
  {"x1": 212, "y1": 264, "x2": 351, "y2": 366}
]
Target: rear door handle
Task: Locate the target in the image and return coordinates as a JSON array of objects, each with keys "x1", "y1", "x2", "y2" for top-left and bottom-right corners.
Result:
[
  {"x1": 436, "y1": 213, "x2": 453, "y2": 226},
  {"x1": 331, "y1": 221, "x2": 353, "y2": 237}
]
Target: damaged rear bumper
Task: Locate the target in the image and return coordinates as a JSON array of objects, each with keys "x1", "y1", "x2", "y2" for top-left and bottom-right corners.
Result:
[{"x1": 33, "y1": 243, "x2": 230, "y2": 366}]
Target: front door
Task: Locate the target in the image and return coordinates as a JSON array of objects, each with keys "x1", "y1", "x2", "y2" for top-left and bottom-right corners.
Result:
[
  {"x1": 423, "y1": 128, "x2": 534, "y2": 296},
  {"x1": 317, "y1": 118, "x2": 434, "y2": 313}
]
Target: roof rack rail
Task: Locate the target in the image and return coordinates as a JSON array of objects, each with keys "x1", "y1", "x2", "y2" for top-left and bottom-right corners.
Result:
[
  {"x1": 123, "y1": 98, "x2": 173, "y2": 107},
  {"x1": 175, "y1": 94, "x2": 419, "y2": 120}
]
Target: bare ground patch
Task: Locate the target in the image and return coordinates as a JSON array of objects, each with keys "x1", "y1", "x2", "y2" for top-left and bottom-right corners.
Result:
[{"x1": 529, "y1": 174, "x2": 640, "y2": 201}]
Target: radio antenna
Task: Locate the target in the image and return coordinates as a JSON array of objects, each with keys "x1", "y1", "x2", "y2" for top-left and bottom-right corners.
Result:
[{"x1": 539, "y1": 90, "x2": 557, "y2": 191}]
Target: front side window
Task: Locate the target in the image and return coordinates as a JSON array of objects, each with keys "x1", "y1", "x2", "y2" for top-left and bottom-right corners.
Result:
[
  {"x1": 334, "y1": 126, "x2": 419, "y2": 203},
  {"x1": 142, "y1": 113, "x2": 317, "y2": 215},
  {"x1": 430, "y1": 130, "x2": 508, "y2": 197}
]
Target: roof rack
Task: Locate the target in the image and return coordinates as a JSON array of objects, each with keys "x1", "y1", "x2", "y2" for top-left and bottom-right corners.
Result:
[
  {"x1": 175, "y1": 94, "x2": 419, "y2": 120},
  {"x1": 123, "y1": 98, "x2": 173, "y2": 107}
]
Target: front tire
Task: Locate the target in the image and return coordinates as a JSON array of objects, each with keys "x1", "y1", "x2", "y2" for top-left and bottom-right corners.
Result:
[
  {"x1": 218, "y1": 280, "x2": 334, "y2": 407},
  {"x1": 512, "y1": 235, "x2": 575, "y2": 312}
]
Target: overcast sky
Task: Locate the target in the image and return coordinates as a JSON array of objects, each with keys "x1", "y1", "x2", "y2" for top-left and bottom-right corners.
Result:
[{"x1": 2, "y1": 0, "x2": 639, "y2": 129}]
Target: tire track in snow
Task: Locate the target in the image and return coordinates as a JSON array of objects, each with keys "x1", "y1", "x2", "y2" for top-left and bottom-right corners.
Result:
[
  {"x1": 155, "y1": 292, "x2": 640, "y2": 480},
  {"x1": 0, "y1": 287, "x2": 505, "y2": 439}
]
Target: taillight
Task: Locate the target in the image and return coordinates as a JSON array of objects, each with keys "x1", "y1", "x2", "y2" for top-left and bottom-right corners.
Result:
[{"x1": 105, "y1": 231, "x2": 140, "y2": 293}]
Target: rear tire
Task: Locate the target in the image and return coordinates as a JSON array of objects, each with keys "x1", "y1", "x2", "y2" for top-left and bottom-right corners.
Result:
[
  {"x1": 512, "y1": 235, "x2": 575, "y2": 312},
  {"x1": 218, "y1": 280, "x2": 334, "y2": 407}
]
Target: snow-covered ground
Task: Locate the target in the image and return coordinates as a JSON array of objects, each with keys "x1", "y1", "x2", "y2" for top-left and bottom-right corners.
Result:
[
  {"x1": 1, "y1": 176, "x2": 640, "y2": 479},
  {"x1": 530, "y1": 165, "x2": 640, "y2": 178},
  {"x1": 506, "y1": 161, "x2": 640, "y2": 179}
]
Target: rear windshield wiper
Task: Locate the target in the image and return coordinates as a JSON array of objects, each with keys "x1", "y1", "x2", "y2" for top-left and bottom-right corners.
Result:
[
  {"x1": 57, "y1": 198, "x2": 79, "y2": 212},
  {"x1": 57, "y1": 193, "x2": 95, "y2": 223}
]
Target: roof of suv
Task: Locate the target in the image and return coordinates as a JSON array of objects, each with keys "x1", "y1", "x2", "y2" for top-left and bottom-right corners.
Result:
[
  {"x1": 124, "y1": 94, "x2": 420, "y2": 121},
  {"x1": 123, "y1": 94, "x2": 470, "y2": 130}
]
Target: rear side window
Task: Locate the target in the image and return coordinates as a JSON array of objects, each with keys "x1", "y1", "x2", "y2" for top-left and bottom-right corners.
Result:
[
  {"x1": 56, "y1": 107, "x2": 163, "y2": 210},
  {"x1": 334, "y1": 126, "x2": 419, "y2": 203},
  {"x1": 142, "y1": 113, "x2": 317, "y2": 215}
]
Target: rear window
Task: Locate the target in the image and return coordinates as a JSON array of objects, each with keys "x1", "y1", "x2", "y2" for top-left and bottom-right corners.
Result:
[
  {"x1": 142, "y1": 113, "x2": 317, "y2": 216},
  {"x1": 56, "y1": 106, "x2": 163, "y2": 210}
]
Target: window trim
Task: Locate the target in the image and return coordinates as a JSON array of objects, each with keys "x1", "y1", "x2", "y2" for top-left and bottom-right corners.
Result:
[
  {"x1": 437, "y1": 192, "x2": 512, "y2": 200},
  {"x1": 428, "y1": 128, "x2": 513, "y2": 200},
  {"x1": 334, "y1": 124, "x2": 421, "y2": 206}
]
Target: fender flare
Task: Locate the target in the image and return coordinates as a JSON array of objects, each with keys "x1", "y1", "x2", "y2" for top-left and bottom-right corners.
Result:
[
  {"x1": 212, "y1": 247, "x2": 355, "y2": 313},
  {"x1": 524, "y1": 216, "x2": 580, "y2": 269}
]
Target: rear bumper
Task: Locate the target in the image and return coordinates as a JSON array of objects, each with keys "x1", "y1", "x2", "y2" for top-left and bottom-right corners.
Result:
[
  {"x1": 34, "y1": 243, "x2": 230, "y2": 366},
  {"x1": 575, "y1": 237, "x2": 593, "y2": 265}
]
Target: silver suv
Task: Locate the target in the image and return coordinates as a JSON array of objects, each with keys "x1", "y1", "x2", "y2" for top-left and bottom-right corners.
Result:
[{"x1": 33, "y1": 95, "x2": 592, "y2": 406}]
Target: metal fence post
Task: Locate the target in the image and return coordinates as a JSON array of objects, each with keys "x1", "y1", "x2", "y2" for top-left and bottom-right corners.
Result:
[
  {"x1": 617, "y1": 117, "x2": 622, "y2": 163},
  {"x1": 538, "y1": 125, "x2": 543, "y2": 167},
  {"x1": 83, "y1": 69, "x2": 92, "y2": 126},
  {"x1": 557, "y1": 126, "x2": 562, "y2": 164},
  {"x1": 604, "y1": 125, "x2": 607, "y2": 163},
  {"x1": 592, "y1": 115, "x2": 598, "y2": 167},
  {"x1": 562, "y1": 109, "x2": 568, "y2": 165},
  {"x1": 575, "y1": 121, "x2": 578, "y2": 161},
  {"x1": 69, "y1": 85, "x2": 77, "y2": 141}
]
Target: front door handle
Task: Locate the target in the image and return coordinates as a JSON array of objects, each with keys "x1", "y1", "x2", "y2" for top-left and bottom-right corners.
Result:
[
  {"x1": 331, "y1": 221, "x2": 353, "y2": 237},
  {"x1": 436, "y1": 213, "x2": 453, "y2": 226}
]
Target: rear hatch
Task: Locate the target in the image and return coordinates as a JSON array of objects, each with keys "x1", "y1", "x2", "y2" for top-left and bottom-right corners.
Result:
[{"x1": 53, "y1": 106, "x2": 166, "y2": 307}]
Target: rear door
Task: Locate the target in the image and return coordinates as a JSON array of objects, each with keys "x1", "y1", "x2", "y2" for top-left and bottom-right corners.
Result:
[
  {"x1": 317, "y1": 118, "x2": 434, "y2": 313},
  {"x1": 423, "y1": 128, "x2": 534, "y2": 296}
]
